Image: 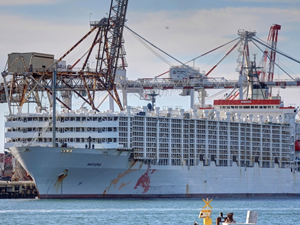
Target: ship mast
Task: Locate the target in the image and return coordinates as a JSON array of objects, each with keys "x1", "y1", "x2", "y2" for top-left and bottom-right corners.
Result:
[
  {"x1": 52, "y1": 68, "x2": 57, "y2": 147},
  {"x1": 244, "y1": 55, "x2": 265, "y2": 100},
  {"x1": 237, "y1": 30, "x2": 256, "y2": 100}
]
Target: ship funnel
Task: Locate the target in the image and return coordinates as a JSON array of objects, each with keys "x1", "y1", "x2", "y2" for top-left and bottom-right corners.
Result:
[
  {"x1": 235, "y1": 112, "x2": 241, "y2": 122},
  {"x1": 247, "y1": 114, "x2": 253, "y2": 123},
  {"x1": 277, "y1": 115, "x2": 282, "y2": 123},
  {"x1": 214, "y1": 111, "x2": 220, "y2": 120},
  {"x1": 267, "y1": 115, "x2": 273, "y2": 123},
  {"x1": 226, "y1": 112, "x2": 231, "y2": 121},
  {"x1": 257, "y1": 115, "x2": 263, "y2": 124}
]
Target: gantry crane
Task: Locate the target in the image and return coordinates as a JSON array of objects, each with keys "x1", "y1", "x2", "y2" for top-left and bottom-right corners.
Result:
[
  {"x1": 260, "y1": 24, "x2": 281, "y2": 83},
  {"x1": 1, "y1": 2, "x2": 300, "y2": 114},
  {"x1": 1, "y1": 0, "x2": 128, "y2": 114}
]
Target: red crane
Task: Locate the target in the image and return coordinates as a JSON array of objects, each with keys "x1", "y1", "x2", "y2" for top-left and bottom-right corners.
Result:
[{"x1": 260, "y1": 24, "x2": 281, "y2": 96}]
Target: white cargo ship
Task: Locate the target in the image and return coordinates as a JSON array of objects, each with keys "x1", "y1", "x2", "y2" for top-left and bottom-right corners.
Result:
[
  {"x1": 3, "y1": 0, "x2": 300, "y2": 198},
  {"x1": 5, "y1": 97, "x2": 300, "y2": 198}
]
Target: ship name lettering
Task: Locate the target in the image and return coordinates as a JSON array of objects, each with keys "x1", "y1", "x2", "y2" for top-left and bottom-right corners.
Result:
[
  {"x1": 241, "y1": 101, "x2": 252, "y2": 103},
  {"x1": 61, "y1": 149, "x2": 72, "y2": 153},
  {"x1": 87, "y1": 163, "x2": 102, "y2": 167}
]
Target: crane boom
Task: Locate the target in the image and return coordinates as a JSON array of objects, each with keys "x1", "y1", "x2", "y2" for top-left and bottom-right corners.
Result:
[{"x1": 1, "y1": 0, "x2": 129, "y2": 113}]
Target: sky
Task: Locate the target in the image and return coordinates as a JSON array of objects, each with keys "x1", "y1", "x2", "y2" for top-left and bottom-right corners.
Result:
[{"x1": 0, "y1": 0, "x2": 300, "y2": 150}]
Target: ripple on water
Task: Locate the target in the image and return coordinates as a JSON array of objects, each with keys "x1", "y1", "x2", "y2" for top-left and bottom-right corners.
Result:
[{"x1": 0, "y1": 198, "x2": 300, "y2": 225}]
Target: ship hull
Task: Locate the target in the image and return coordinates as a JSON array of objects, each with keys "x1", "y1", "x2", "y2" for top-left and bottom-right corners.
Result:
[{"x1": 10, "y1": 146, "x2": 300, "y2": 199}]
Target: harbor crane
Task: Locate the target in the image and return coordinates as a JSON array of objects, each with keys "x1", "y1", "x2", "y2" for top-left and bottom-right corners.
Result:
[
  {"x1": 1, "y1": 0, "x2": 128, "y2": 114},
  {"x1": 1, "y1": 1, "x2": 300, "y2": 113},
  {"x1": 259, "y1": 24, "x2": 281, "y2": 96}
]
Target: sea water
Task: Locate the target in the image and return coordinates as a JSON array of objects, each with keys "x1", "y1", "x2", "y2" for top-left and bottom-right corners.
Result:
[{"x1": 0, "y1": 198, "x2": 299, "y2": 224}]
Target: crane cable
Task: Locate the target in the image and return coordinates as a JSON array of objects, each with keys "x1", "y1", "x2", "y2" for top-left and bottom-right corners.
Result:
[
  {"x1": 252, "y1": 37, "x2": 300, "y2": 65},
  {"x1": 253, "y1": 37, "x2": 299, "y2": 78},
  {"x1": 126, "y1": 29, "x2": 174, "y2": 67},
  {"x1": 125, "y1": 25, "x2": 199, "y2": 74},
  {"x1": 125, "y1": 26, "x2": 241, "y2": 78},
  {"x1": 251, "y1": 40, "x2": 296, "y2": 81},
  {"x1": 185, "y1": 37, "x2": 240, "y2": 64},
  {"x1": 155, "y1": 38, "x2": 240, "y2": 78},
  {"x1": 257, "y1": 37, "x2": 297, "y2": 79}
]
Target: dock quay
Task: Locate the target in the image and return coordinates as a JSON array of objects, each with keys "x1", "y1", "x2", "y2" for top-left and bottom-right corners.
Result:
[{"x1": 0, "y1": 181, "x2": 38, "y2": 198}]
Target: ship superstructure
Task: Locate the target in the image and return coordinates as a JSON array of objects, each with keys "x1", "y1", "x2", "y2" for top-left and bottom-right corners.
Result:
[{"x1": 5, "y1": 101, "x2": 295, "y2": 168}]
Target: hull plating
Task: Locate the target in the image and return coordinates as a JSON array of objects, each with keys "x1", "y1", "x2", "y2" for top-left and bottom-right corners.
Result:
[{"x1": 10, "y1": 146, "x2": 300, "y2": 199}]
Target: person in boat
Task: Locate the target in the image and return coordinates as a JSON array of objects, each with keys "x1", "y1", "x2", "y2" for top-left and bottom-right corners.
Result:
[{"x1": 224, "y1": 212, "x2": 236, "y2": 223}]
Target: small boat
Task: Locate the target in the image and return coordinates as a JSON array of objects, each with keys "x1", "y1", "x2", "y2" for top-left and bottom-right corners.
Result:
[{"x1": 195, "y1": 199, "x2": 257, "y2": 225}]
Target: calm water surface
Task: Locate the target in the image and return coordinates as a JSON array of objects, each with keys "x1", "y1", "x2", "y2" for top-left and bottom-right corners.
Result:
[{"x1": 0, "y1": 198, "x2": 299, "y2": 224}]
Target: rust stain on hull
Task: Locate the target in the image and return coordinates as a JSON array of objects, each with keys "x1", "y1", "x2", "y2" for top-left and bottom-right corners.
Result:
[
  {"x1": 104, "y1": 160, "x2": 142, "y2": 194},
  {"x1": 134, "y1": 165, "x2": 157, "y2": 193},
  {"x1": 111, "y1": 169, "x2": 137, "y2": 189},
  {"x1": 105, "y1": 168, "x2": 137, "y2": 194},
  {"x1": 54, "y1": 169, "x2": 69, "y2": 194},
  {"x1": 129, "y1": 159, "x2": 138, "y2": 169},
  {"x1": 118, "y1": 181, "x2": 131, "y2": 190}
]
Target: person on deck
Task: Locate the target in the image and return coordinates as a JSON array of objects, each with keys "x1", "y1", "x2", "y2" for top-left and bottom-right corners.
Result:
[{"x1": 224, "y1": 212, "x2": 236, "y2": 223}]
